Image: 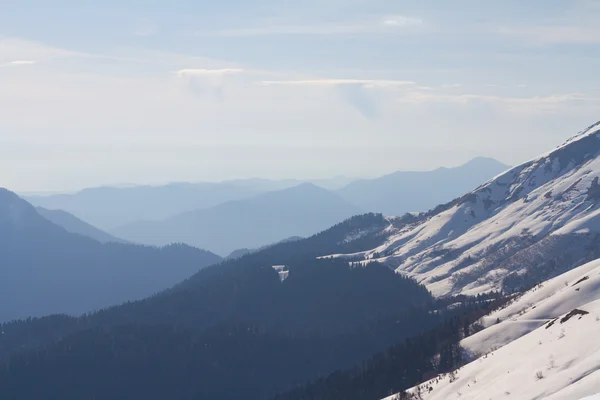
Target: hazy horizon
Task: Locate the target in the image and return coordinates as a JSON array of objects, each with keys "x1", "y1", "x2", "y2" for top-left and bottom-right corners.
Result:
[{"x1": 15, "y1": 156, "x2": 509, "y2": 193}]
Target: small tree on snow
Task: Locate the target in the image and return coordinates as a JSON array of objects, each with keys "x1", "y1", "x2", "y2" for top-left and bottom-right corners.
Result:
[{"x1": 535, "y1": 371, "x2": 544, "y2": 380}]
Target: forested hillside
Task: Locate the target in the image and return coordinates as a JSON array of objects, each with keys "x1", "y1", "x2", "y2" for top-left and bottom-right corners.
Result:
[{"x1": 0, "y1": 188, "x2": 222, "y2": 322}]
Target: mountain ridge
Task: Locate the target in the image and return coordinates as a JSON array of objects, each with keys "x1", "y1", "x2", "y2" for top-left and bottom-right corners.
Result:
[
  {"x1": 0, "y1": 189, "x2": 222, "y2": 322},
  {"x1": 327, "y1": 121, "x2": 600, "y2": 298},
  {"x1": 113, "y1": 183, "x2": 364, "y2": 256},
  {"x1": 35, "y1": 207, "x2": 127, "y2": 244},
  {"x1": 336, "y1": 157, "x2": 510, "y2": 217}
]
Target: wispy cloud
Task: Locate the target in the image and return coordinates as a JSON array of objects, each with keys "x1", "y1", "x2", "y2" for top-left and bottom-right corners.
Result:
[
  {"x1": 395, "y1": 91, "x2": 595, "y2": 109},
  {"x1": 381, "y1": 15, "x2": 423, "y2": 27},
  {"x1": 259, "y1": 78, "x2": 415, "y2": 88},
  {"x1": 484, "y1": 83, "x2": 531, "y2": 88},
  {"x1": 1, "y1": 38, "x2": 237, "y2": 71},
  {"x1": 176, "y1": 69, "x2": 244, "y2": 77},
  {"x1": 0, "y1": 37, "x2": 81, "y2": 64},
  {"x1": 175, "y1": 69, "x2": 245, "y2": 98},
  {"x1": 495, "y1": 25, "x2": 600, "y2": 45},
  {"x1": 194, "y1": 15, "x2": 423, "y2": 37},
  {"x1": 260, "y1": 77, "x2": 415, "y2": 119},
  {"x1": 0, "y1": 60, "x2": 36, "y2": 67}
]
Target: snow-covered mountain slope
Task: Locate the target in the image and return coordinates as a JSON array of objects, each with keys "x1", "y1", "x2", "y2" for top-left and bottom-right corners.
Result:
[
  {"x1": 397, "y1": 300, "x2": 600, "y2": 400},
  {"x1": 383, "y1": 258, "x2": 600, "y2": 400},
  {"x1": 329, "y1": 121, "x2": 600, "y2": 297},
  {"x1": 462, "y1": 258, "x2": 600, "y2": 358}
]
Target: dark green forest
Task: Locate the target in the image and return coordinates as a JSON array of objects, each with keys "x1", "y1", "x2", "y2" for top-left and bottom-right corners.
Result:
[
  {"x1": 0, "y1": 296, "x2": 503, "y2": 400},
  {"x1": 273, "y1": 295, "x2": 504, "y2": 400}
]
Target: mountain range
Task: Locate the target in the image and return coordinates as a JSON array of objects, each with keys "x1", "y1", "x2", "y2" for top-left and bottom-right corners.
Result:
[
  {"x1": 0, "y1": 189, "x2": 221, "y2": 322},
  {"x1": 268, "y1": 121, "x2": 600, "y2": 400},
  {"x1": 327, "y1": 121, "x2": 600, "y2": 298},
  {"x1": 23, "y1": 177, "x2": 354, "y2": 232},
  {"x1": 336, "y1": 157, "x2": 509, "y2": 216},
  {"x1": 112, "y1": 183, "x2": 363, "y2": 256},
  {"x1": 26, "y1": 159, "x2": 508, "y2": 255},
  {"x1": 4, "y1": 123, "x2": 600, "y2": 399},
  {"x1": 25, "y1": 182, "x2": 274, "y2": 231},
  {"x1": 35, "y1": 207, "x2": 126, "y2": 244}
]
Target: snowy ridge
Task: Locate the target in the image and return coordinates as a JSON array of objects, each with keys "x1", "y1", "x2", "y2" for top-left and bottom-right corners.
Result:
[
  {"x1": 383, "y1": 258, "x2": 600, "y2": 400},
  {"x1": 327, "y1": 122, "x2": 600, "y2": 297}
]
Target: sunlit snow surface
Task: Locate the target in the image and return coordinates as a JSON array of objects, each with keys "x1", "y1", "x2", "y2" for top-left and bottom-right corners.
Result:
[{"x1": 383, "y1": 258, "x2": 600, "y2": 400}]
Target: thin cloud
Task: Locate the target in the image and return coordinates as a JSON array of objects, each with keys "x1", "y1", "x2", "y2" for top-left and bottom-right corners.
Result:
[
  {"x1": 495, "y1": 25, "x2": 600, "y2": 45},
  {"x1": 259, "y1": 79, "x2": 415, "y2": 88},
  {"x1": 396, "y1": 91, "x2": 594, "y2": 107},
  {"x1": 381, "y1": 15, "x2": 423, "y2": 27},
  {"x1": 175, "y1": 69, "x2": 245, "y2": 99},
  {"x1": 441, "y1": 83, "x2": 461, "y2": 88},
  {"x1": 1, "y1": 38, "x2": 235, "y2": 70},
  {"x1": 0, "y1": 60, "x2": 36, "y2": 67},
  {"x1": 194, "y1": 15, "x2": 424, "y2": 37},
  {"x1": 176, "y1": 69, "x2": 244, "y2": 77},
  {"x1": 260, "y1": 77, "x2": 415, "y2": 119},
  {"x1": 336, "y1": 84, "x2": 378, "y2": 119},
  {"x1": 484, "y1": 83, "x2": 529, "y2": 89}
]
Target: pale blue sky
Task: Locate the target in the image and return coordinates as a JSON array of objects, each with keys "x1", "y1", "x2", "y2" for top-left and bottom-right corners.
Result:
[{"x1": 2, "y1": 0, "x2": 600, "y2": 191}]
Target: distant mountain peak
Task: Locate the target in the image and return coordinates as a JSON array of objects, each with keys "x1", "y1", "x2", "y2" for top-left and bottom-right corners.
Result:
[
  {"x1": 336, "y1": 156, "x2": 510, "y2": 217},
  {"x1": 113, "y1": 180, "x2": 363, "y2": 256},
  {"x1": 462, "y1": 156, "x2": 508, "y2": 167},
  {"x1": 283, "y1": 182, "x2": 326, "y2": 192},
  {"x1": 292, "y1": 182, "x2": 355, "y2": 198}
]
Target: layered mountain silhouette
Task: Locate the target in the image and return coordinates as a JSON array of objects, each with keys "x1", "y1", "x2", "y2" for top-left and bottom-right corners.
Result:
[
  {"x1": 25, "y1": 160, "x2": 507, "y2": 234},
  {"x1": 113, "y1": 183, "x2": 363, "y2": 256},
  {"x1": 25, "y1": 178, "x2": 355, "y2": 232},
  {"x1": 36, "y1": 207, "x2": 126, "y2": 244},
  {"x1": 336, "y1": 157, "x2": 509, "y2": 216},
  {"x1": 25, "y1": 182, "x2": 279, "y2": 231},
  {"x1": 224, "y1": 236, "x2": 303, "y2": 260},
  {"x1": 0, "y1": 189, "x2": 221, "y2": 322}
]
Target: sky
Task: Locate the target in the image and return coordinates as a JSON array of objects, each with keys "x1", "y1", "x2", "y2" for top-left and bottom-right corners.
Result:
[{"x1": 2, "y1": 0, "x2": 600, "y2": 191}]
